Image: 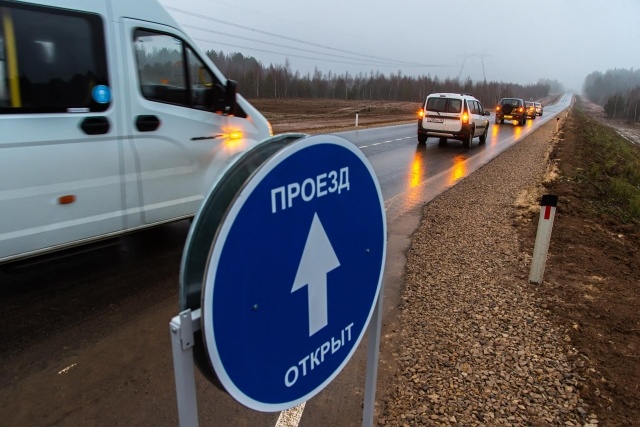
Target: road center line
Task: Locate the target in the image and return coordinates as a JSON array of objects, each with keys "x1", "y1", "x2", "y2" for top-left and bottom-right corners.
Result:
[{"x1": 275, "y1": 402, "x2": 306, "y2": 427}]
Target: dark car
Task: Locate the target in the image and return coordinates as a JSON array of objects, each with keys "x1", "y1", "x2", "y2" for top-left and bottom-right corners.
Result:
[{"x1": 495, "y1": 98, "x2": 526, "y2": 126}]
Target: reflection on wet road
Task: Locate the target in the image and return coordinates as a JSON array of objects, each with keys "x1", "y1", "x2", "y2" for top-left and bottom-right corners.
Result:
[{"x1": 449, "y1": 155, "x2": 467, "y2": 185}]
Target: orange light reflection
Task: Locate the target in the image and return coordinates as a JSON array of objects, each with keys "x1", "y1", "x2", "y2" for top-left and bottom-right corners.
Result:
[
  {"x1": 491, "y1": 123, "x2": 500, "y2": 145},
  {"x1": 448, "y1": 155, "x2": 467, "y2": 185},
  {"x1": 409, "y1": 153, "x2": 423, "y2": 188},
  {"x1": 513, "y1": 125, "x2": 523, "y2": 141}
]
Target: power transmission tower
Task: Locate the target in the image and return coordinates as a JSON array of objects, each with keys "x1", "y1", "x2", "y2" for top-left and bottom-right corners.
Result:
[
  {"x1": 458, "y1": 52, "x2": 491, "y2": 83},
  {"x1": 457, "y1": 53, "x2": 471, "y2": 81},
  {"x1": 476, "y1": 53, "x2": 490, "y2": 83}
]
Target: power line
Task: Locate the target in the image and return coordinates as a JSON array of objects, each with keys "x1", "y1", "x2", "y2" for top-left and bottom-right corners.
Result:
[
  {"x1": 193, "y1": 37, "x2": 446, "y2": 69},
  {"x1": 183, "y1": 23, "x2": 446, "y2": 68},
  {"x1": 167, "y1": 6, "x2": 450, "y2": 69},
  {"x1": 197, "y1": 0, "x2": 379, "y2": 46}
]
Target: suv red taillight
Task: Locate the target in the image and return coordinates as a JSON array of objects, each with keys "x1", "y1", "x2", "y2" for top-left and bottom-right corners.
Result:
[
  {"x1": 462, "y1": 112, "x2": 469, "y2": 124},
  {"x1": 496, "y1": 106, "x2": 501, "y2": 111},
  {"x1": 518, "y1": 107, "x2": 524, "y2": 113}
]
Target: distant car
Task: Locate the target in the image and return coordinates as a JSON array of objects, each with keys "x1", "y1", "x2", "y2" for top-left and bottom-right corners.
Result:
[
  {"x1": 534, "y1": 102, "x2": 543, "y2": 116},
  {"x1": 495, "y1": 98, "x2": 526, "y2": 126},
  {"x1": 417, "y1": 93, "x2": 491, "y2": 148},
  {"x1": 525, "y1": 101, "x2": 537, "y2": 119}
]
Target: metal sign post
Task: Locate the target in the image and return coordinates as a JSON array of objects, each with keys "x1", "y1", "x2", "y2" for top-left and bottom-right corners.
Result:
[
  {"x1": 170, "y1": 309, "x2": 201, "y2": 427},
  {"x1": 362, "y1": 291, "x2": 384, "y2": 427}
]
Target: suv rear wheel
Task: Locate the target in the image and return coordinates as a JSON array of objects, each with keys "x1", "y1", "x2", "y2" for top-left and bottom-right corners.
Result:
[
  {"x1": 479, "y1": 126, "x2": 488, "y2": 144},
  {"x1": 463, "y1": 130, "x2": 473, "y2": 148},
  {"x1": 418, "y1": 133, "x2": 427, "y2": 144}
]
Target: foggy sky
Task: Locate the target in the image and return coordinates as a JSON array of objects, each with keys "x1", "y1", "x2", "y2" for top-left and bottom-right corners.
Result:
[{"x1": 160, "y1": 0, "x2": 640, "y2": 91}]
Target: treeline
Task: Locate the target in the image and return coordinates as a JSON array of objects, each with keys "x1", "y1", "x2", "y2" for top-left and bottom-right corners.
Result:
[
  {"x1": 206, "y1": 51, "x2": 559, "y2": 107},
  {"x1": 583, "y1": 68, "x2": 640, "y2": 122}
]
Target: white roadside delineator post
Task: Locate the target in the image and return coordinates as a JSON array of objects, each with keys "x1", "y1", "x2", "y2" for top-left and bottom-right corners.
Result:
[
  {"x1": 355, "y1": 112, "x2": 359, "y2": 127},
  {"x1": 529, "y1": 194, "x2": 558, "y2": 284}
]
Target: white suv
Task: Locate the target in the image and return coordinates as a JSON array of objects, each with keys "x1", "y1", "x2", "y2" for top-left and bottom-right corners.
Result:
[{"x1": 417, "y1": 93, "x2": 491, "y2": 148}]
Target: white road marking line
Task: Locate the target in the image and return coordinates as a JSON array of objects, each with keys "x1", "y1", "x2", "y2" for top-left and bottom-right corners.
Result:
[
  {"x1": 359, "y1": 135, "x2": 413, "y2": 149},
  {"x1": 275, "y1": 402, "x2": 305, "y2": 427},
  {"x1": 58, "y1": 363, "x2": 77, "y2": 375}
]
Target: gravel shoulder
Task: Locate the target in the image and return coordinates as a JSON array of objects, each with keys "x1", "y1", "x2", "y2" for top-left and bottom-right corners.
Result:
[{"x1": 376, "y1": 116, "x2": 601, "y2": 426}]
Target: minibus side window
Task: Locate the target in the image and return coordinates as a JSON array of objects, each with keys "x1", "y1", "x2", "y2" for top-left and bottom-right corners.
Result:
[
  {"x1": 186, "y1": 46, "x2": 214, "y2": 110},
  {"x1": 133, "y1": 29, "x2": 245, "y2": 116},
  {"x1": 135, "y1": 30, "x2": 188, "y2": 106},
  {"x1": 0, "y1": 2, "x2": 109, "y2": 114}
]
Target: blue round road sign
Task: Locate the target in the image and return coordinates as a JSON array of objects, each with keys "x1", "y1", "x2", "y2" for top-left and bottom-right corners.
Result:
[{"x1": 201, "y1": 134, "x2": 386, "y2": 411}]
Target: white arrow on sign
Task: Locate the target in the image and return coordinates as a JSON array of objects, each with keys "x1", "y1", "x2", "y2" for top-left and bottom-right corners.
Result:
[{"x1": 291, "y1": 213, "x2": 341, "y2": 336}]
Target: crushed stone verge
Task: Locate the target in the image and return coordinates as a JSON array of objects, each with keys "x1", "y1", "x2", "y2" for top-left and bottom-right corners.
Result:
[{"x1": 378, "y1": 117, "x2": 598, "y2": 426}]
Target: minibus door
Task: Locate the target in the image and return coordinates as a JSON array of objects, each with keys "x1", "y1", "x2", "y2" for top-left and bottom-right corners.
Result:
[{"x1": 121, "y1": 19, "x2": 238, "y2": 226}]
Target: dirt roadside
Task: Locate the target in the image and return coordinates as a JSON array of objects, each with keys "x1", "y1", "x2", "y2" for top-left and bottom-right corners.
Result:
[
  {"x1": 520, "y1": 102, "x2": 639, "y2": 426},
  {"x1": 248, "y1": 98, "x2": 419, "y2": 134}
]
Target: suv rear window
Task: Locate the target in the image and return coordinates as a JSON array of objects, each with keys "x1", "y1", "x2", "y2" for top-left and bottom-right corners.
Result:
[
  {"x1": 426, "y1": 97, "x2": 462, "y2": 114},
  {"x1": 501, "y1": 98, "x2": 521, "y2": 107}
]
